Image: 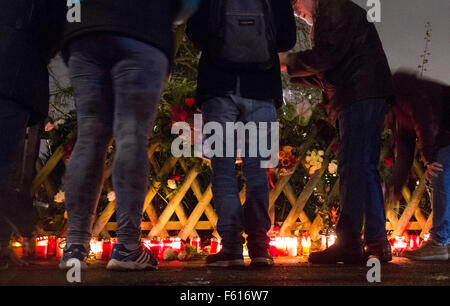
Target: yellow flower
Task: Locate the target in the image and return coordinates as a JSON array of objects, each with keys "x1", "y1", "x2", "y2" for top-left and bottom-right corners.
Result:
[
  {"x1": 167, "y1": 179, "x2": 177, "y2": 190},
  {"x1": 54, "y1": 191, "x2": 65, "y2": 203},
  {"x1": 107, "y1": 191, "x2": 116, "y2": 202}
]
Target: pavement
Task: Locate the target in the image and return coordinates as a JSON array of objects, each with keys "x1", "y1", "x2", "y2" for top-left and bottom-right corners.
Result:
[{"x1": 1, "y1": 256, "x2": 449, "y2": 286}]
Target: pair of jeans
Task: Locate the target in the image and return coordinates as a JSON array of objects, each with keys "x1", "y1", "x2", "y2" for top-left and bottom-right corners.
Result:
[
  {"x1": 65, "y1": 34, "x2": 168, "y2": 247},
  {"x1": 429, "y1": 145, "x2": 450, "y2": 245},
  {"x1": 0, "y1": 98, "x2": 31, "y2": 247},
  {"x1": 336, "y1": 98, "x2": 388, "y2": 246},
  {"x1": 201, "y1": 95, "x2": 277, "y2": 254}
]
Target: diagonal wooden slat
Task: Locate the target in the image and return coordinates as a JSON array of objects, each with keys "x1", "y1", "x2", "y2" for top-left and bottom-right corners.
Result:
[
  {"x1": 280, "y1": 139, "x2": 337, "y2": 235},
  {"x1": 149, "y1": 167, "x2": 200, "y2": 237},
  {"x1": 30, "y1": 144, "x2": 66, "y2": 196},
  {"x1": 393, "y1": 160, "x2": 427, "y2": 236}
]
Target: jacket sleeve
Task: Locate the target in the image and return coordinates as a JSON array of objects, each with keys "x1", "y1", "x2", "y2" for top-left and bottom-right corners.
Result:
[
  {"x1": 186, "y1": 0, "x2": 210, "y2": 50},
  {"x1": 391, "y1": 123, "x2": 417, "y2": 199},
  {"x1": 286, "y1": 6, "x2": 354, "y2": 77},
  {"x1": 272, "y1": 0, "x2": 297, "y2": 52}
]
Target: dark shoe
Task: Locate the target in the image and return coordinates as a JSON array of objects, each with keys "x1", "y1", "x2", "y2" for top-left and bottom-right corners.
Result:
[
  {"x1": 308, "y1": 243, "x2": 366, "y2": 264},
  {"x1": 365, "y1": 240, "x2": 392, "y2": 262},
  {"x1": 249, "y1": 249, "x2": 274, "y2": 267},
  {"x1": 206, "y1": 251, "x2": 245, "y2": 268},
  {"x1": 58, "y1": 244, "x2": 88, "y2": 270},
  {"x1": 403, "y1": 240, "x2": 448, "y2": 261},
  {"x1": 107, "y1": 244, "x2": 158, "y2": 271}
]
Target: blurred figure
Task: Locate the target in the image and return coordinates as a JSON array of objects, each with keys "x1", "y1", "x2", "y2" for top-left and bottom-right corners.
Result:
[
  {"x1": 281, "y1": 0, "x2": 394, "y2": 264},
  {"x1": 187, "y1": 0, "x2": 296, "y2": 268},
  {"x1": 59, "y1": 0, "x2": 182, "y2": 271},
  {"x1": 0, "y1": 0, "x2": 65, "y2": 269},
  {"x1": 388, "y1": 71, "x2": 450, "y2": 261}
]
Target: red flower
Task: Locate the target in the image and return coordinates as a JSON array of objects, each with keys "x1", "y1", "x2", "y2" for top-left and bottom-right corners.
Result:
[
  {"x1": 331, "y1": 144, "x2": 339, "y2": 153},
  {"x1": 185, "y1": 98, "x2": 195, "y2": 108},
  {"x1": 172, "y1": 174, "x2": 180, "y2": 181},
  {"x1": 384, "y1": 157, "x2": 394, "y2": 166}
]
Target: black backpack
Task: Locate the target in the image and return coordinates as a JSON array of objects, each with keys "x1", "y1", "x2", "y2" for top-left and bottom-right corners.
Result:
[{"x1": 208, "y1": 0, "x2": 277, "y2": 71}]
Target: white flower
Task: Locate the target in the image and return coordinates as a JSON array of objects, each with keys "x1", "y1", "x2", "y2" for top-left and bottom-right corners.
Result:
[
  {"x1": 167, "y1": 179, "x2": 177, "y2": 190},
  {"x1": 163, "y1": 248, "x2": 177, "y2": 261},
  {"x1": 54, "y1": 119, "x2": 65, "y2": 128},
  {"x1": 328, "y1": 160, "x2": 338, "y2": 174},
  {"x1": 54, "y1": 191, "x2": 65, "y2": 203},
  {"x1": 107, "y1": 191, "x2": 116, "y2": 202},
  {"x1": 45, "y1": 122, "x2": 55, "y2": 132}
]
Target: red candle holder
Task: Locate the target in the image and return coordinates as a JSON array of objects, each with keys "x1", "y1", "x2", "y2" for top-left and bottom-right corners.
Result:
[
  {"x1": 35, "y1": 236, "x2": 48, "y2": 258},
  {"x1": 210, "y1": 238, "x2": 222, "y2": 254},
  {"x1": 47, "y1": 236, "x2": 57, "y2": 257},
  {"x1": 56, "y1": 238, "x2": 66, "y2": 258},
  {"x1": 409, "y1": 235, "x2": 420, "y2": 250},
  {"x1": 190, "y1": 237, "x2": 201, "y2": 253}
]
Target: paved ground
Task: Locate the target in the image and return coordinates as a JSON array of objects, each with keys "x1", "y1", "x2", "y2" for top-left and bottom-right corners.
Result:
[{"x1": 1, "y1": 256, "x2": 449, "y2": 286}]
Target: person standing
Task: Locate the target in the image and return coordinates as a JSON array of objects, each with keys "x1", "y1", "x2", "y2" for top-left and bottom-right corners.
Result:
[
  {"x1": 281, "y1": 0, "x2": 394, "y2": 264},
  {"x1": 187, "y1": 0, "x2": 297, "y2": 267},
  {"x1": 59, "y1": 0, "x2": 182, "y2": 271},
  {"x1": 388, "y1": 71, "x2": 450, "y2": 261},
  {"x1": 0, "y1": 0, "x2": 65, "y2": 269}
]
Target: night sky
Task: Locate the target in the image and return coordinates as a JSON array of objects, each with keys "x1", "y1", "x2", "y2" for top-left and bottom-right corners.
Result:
[{"x1": 353, "y1": 0, "x2": 450, "y2": 83}]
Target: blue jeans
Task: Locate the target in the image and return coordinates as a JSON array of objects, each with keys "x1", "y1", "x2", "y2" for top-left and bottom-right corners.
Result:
[
  {"x1": 0, "y1": 98, "x2": 31, "y2": 247},
  {"x1": 201, "y1": 95, "x2": 277, "y2": 254},
  {"x1": 336, "y1": 98, "x2": 388, "y2": 246},
  {"x1": 429, "y1": 145, "x2": 450, "y2": 245},
  {"x1": 65, "y1": 35, "x2": 168, "y2": 247}
]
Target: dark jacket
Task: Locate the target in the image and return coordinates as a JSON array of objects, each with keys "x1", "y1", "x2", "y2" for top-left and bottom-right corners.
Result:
[
  {"x1": 62, "y1": 0, "x2": 181, "y2": 64},
  {"x1": 287, "y1": 0, "x2": 394, "y2": 125},
  {"x1": 389, "y1": 71, "x2": 450, "y2": 197},
  {"x1": 186, "y1": 0, "x2": 297, "y2": 108},
  {"x1": 0, "y1": 0, "x2": 65, "y2": 125}
]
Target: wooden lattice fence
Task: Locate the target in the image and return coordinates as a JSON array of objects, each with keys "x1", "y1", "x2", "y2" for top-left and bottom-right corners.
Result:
[{"x1": 29, "y1": 133, "x2": 432, "y2": 242}]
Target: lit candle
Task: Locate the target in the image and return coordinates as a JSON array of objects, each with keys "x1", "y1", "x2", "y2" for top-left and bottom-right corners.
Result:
[
  {"x1": 56, "y1": 238, "x2": 66, "y2": 258},
  {"x1": 89, "y1": 238, "x2": 103, "y2": 260},
  {"x1": 393, "y1": 236, "x2": 407, "y2": 252},
  {"x1": 327, "y1": 233, "x2": 337, "y2": 248},
  {"x1": 10, "y1": 241, "x2": 23, "y2": 258},
  {"x1": 190, "y1": 237, "x2": 201, "y2": 253},
  {"x1": 102, "y1": 239, "x2": 111, "y2": 261},
  {"x1": 47, "y1": 236, "x2": 57, "y2": 257},
  {"x1": 210, "y1": 238, "x2": 221, "y2": 254},
  {"x1": 409, "y1": 235, "x2": 420, "y2": 250},
  {"x1": 286, "y1": 237, "x2": 298, "y2": 257},
  {"x1": 171, "y1": 237, "x2": 182, "y2": 251},
  {"x1": 301, "y1": 235, "x2": 311, "y2": 256},
  {"x1": 35, "y1": 236, "x2": 48, "y2": 258}
]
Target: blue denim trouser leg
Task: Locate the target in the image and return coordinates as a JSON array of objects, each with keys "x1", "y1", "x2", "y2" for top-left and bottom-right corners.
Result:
[
  {"x1": 201, "y1": 95, "x2": 276, "y2": 254},
  {"x1": 0, "y1": 98, "x2": 30, "y2": 247},
  {"x1": 65, "y1": 35, "x2": 168, "y2": 247},
  {"x1": 336, "y1": 98, "x2": 388, "y2": 246},
  {"x1": 429, "y1": 145, "x2": 450, "y2": 245}
]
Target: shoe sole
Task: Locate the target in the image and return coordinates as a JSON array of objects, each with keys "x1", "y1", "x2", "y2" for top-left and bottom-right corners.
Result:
[
  {"x1": 404, "y1": 253, "x2": 449, "y2": 261},
  {"x1": 250, "y1": 258, "x2": 274, "y2": 267},
  {"x1": 206, "y1": 259, "x2": 245, "y2": 268},
  {"x1": 58, "y1": 260, "x2": 88, "y2": 271},
  {"x1": 106, "y1": 259, "x2": 158, "y2": 271}
]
